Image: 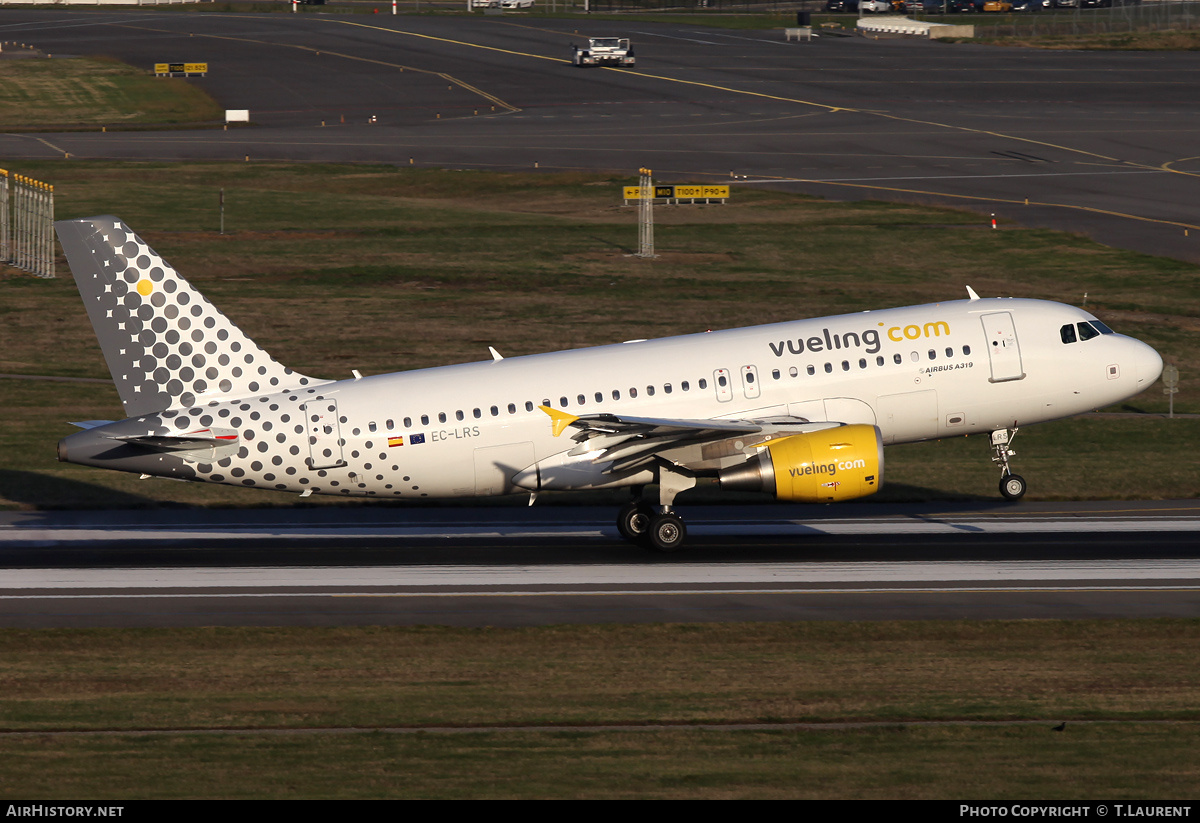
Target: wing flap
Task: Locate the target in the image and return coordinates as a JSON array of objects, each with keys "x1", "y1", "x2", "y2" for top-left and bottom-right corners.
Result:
[{"x1": 537, "y1": 406, "x2": 844, "y2": 474}]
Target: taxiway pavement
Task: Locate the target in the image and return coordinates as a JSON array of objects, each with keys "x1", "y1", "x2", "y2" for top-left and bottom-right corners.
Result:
[{"x1": 1, "y1": 10, "x2": 1199, "y2": 261}]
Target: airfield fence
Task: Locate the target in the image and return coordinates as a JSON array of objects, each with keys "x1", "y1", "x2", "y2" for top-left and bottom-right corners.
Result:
[
  {"x1": 0, "y1": 170, "x2": 55, "y2": 279},
  {"x1": 987, "y1": 1, "x2": 1200, "y2": 38}
]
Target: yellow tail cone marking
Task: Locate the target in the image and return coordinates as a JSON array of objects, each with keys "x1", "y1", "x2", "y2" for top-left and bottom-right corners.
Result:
[{"x1": 539, "y1": 405, "x2": 579, "y2": 437}]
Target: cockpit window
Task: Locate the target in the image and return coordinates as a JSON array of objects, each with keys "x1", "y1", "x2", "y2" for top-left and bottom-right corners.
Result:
[
  {"x1": 1091, "y1": 320, "x2": 1115, "y2": 335},
  {"x1": 1060, "y1": 324, "x2": 1077, "y2": 344},
  {"x1": 1078, "y1": 322, "x2": 1101, "y2": 341}
]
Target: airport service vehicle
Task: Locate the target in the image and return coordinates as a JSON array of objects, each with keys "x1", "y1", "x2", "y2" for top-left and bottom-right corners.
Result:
[
  {"x1": 500, "y1": 0, "x2": 533, "y2": 7},
  {"x1": 571, "y1": 38, "x2": 635, "y2": 68},
  {"x1": 55, "y1": 217, "x2": 1163, "y2": 551},
  {"x1": 859, "y1": 0, "x2": 893, "y2": 12}
]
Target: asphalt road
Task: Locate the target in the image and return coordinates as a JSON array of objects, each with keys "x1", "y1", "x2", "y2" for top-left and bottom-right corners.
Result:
[{"x1": 2, "y1": 9, "x2": 1200, "y2": 262}]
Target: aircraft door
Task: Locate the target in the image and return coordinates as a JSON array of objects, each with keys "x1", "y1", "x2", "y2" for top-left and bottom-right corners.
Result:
[
  {"x1": 713, "y1": 368, "x2": 733, "y2": 402},
  {"x1": 302, "y1": 398, "x2": 346, "y2": 469},
  {"x1": 981, "y1": 311, "x2": 1025, "y2": 383},
  {"x1": 741, "y1": 365, "x2": 760, "y2": 400}
]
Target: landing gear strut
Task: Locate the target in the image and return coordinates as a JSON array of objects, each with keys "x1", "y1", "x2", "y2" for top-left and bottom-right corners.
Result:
[
  {"x1": 990, "y1": 427, "x2": 1027, "y2": 501},
  {"x1": 615, "y1": 467, "x2": 695, "y2": 552}
]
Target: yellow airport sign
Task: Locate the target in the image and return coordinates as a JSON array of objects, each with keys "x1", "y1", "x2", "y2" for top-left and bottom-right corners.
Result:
[
  {"x1": 623, "y1": 185, "x2": 729, "y2": 202},
  {"x1": 155, "y1": 63, "x2": 209, "y2": 76}
]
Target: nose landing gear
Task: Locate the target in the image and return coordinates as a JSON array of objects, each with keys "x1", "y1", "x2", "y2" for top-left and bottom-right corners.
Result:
[{"x1": 990, "y1": 427, "x2": 1027, "y2": 500}]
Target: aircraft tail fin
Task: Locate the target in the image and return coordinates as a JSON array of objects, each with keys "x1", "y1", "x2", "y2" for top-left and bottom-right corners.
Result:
[{"x1": 55, "y1": 216, "x2": 324, "y2": 417}]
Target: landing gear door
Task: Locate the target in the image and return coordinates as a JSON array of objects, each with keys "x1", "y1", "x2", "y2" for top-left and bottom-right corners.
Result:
[
  {"x1": 981, "y1": 311, "x2": 1025, "y2": 383},
  {"x1": 302, "y1": 398, "x2": 346, "y2": 469}
]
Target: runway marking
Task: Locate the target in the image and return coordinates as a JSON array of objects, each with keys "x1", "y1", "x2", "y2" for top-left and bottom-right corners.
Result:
[
  {"x1": 4, "y1": 559, "x2": 1200, "y2": 590},
  {"x1": 3, "y1": 586, "x2": 1200, "y2": 601},
  {"x1": 737, "y1": 174, "x2": 1200, "y2": 234},
  {"x1": 2, "y1": 516, "x2": 1198, "y2": 549},
  {"x1": 115, "y1": 20, "x2": 521, "y2": 114}
]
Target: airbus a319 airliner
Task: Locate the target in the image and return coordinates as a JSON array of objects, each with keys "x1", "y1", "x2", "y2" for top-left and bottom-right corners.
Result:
[{"x1": 56, "y1": 217, "x2": 1163, "y2": 551}]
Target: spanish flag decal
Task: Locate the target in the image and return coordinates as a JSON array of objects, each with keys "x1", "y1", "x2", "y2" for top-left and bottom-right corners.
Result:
[{"x1": 388, "y1": 436, "x2": 404, "y2": 447}]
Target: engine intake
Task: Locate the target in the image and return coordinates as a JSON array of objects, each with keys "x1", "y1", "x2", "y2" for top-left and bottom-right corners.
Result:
[{"x1": 719, "y1": 424, "x2": 883, "y2": 503}]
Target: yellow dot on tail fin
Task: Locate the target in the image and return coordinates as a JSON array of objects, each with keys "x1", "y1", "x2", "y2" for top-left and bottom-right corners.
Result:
[{"x1": 137, "y1": 280, "x2": 153, "y2": 296}]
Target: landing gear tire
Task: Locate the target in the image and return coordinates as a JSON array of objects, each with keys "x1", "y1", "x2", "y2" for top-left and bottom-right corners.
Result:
[
  {"x1": 1000, "y1": 474, "x2": 1027, "y2": 501},
  {"x1": 646, "y1": 512, "x2": 687, "y2": 553},
  {"x1": 617, "y1": 501, "x2": 653, "y2": 544}
]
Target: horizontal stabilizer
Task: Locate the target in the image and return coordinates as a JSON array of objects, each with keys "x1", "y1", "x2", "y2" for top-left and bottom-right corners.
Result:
[
  {"x1": 109, "y1": 428, "x2": 239, "y2": 452},
  {"x1": 69, "y1": 420, "x2": 115, "y2": 430}
]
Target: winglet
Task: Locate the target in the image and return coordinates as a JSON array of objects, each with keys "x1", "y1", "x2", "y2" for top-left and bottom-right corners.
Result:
[
  {"x1": 966, "y1": 286, "x2": 980, "y2": 301},
  {"x1": 539, "y1": 405, "x2": 579, "y2": 437}
]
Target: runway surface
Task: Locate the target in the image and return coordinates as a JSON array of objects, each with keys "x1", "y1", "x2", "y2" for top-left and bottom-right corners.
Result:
[
  {"x1": 2, "y1": 501, "x2": 1198, "y2": 627},
  {"x1": 1, "y1": 10, "x2": 1199, "y2": 261}
]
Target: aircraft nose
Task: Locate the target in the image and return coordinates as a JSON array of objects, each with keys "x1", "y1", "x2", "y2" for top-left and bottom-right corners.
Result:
[{"x1": 1133, "y1": 340, "x2": 1164, "y2": 388}]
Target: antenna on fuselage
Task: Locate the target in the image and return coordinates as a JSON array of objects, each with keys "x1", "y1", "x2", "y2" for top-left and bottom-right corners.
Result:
[{"x1": 966, "y1": 286, "x2": 980, "y2": 301}]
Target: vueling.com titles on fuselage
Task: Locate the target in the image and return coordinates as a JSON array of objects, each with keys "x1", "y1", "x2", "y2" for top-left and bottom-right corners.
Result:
[{"x1": 767, "y1": 320, "x2": 952, "y2": 358}]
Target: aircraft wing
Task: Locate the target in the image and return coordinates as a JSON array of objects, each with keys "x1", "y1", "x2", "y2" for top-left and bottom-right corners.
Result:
[{"x1": 539, "y1": 405, "x2": 839, "y2": 474}]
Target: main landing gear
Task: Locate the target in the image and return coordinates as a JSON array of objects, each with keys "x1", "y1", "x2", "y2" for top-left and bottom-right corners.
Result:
[
  {"x1": 617, "y1": 500, "x2": 688, "y2": 552},
  {"x1": 616, "y1": 468, "x2": 696, "y2": 552},
  {"x1": 990, "y1": 427, "x2": 1027, "y2": 501}
]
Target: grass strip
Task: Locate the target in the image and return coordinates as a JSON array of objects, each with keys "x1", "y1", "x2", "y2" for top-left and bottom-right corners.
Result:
[
  {"x1": 1, "y1": 621, "x2": 1198, "y2": 798},
  {"x1": 0, "y1": 56, "x2": 222, "y2": 130}
]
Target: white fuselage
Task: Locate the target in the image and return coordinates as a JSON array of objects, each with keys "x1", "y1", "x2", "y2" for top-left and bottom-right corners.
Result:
[{"x1": 73, "y1": 296, "x2": 1158, "y2": 500}]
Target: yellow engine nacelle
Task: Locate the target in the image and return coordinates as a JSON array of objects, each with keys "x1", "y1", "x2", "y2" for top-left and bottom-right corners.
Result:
[{"x1": 718, "y1": 424, "x2": 884, "y2": 503}]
